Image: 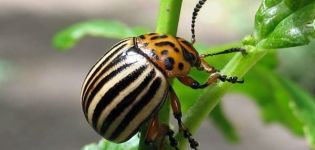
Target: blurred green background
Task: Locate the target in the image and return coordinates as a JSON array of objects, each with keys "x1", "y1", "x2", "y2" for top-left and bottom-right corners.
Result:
[{"x1": 0, "y1": 0, "x2": 314, "y2": 150}]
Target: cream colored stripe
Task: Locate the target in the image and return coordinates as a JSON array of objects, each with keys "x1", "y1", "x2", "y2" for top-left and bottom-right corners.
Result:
[
  {"x1": 116, "y1": 69, "x2": 168, "y2": 142},
  {"x1": 81, "y1": 39, "x2": 131, "y2": 101},
  {"x1": 97, "y1": 64, "x2": 150, "y2": 130},
  {"x1": 87, "y1": 61, "x2": 138, "y2": 124},
  {"x1": 103, "y1": 65, "x2": 155, "y2": 138},
  {"x1": 87, "y1": 58, "x2": 147, "y2": 125}
]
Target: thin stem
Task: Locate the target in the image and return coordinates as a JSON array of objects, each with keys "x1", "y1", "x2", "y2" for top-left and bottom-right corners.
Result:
[
  {"x1": 156, "y1": 0, "x2": 183, "y2": 35},
  {"x1": 156, "y1": 0, "x2": 182, "y2": 123},
  {"x1": 175, "y1": 46, "x2": 268, "y2": 149},
  {"x1": 139, "y1": 0, "x2": 183, "y2": 149}
]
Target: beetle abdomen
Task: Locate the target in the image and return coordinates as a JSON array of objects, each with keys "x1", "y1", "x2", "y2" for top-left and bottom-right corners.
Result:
[{"x1": 81, "y1": 38, "x2": 169, "y2": 143}]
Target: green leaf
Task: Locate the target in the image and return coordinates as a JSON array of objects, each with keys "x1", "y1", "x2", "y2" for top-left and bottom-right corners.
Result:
[
  {"x1": 82, "y1": 135, "x2": 139, "y2": 150},
  {"x1": 52, "y1": 20, "x2": 150, "y2": 50},
  {"x1": 278, "y1": 77, "x2": 315, "y2": 149},
  {"x1": 232, "y1": 64, "x2": 304, "y2": 136},
  {"x1": 284, "y1": 0, "x2": 315, "y2": 10},
  {"x1": 209, "y1": 104, "x2": 239, "y2": 142},
  {"x1": 255, "y1": 0, "x2": 315, "y2": 48},
  {"x1": 255, "y1": 0, "x2": 292, "y2": 40}
]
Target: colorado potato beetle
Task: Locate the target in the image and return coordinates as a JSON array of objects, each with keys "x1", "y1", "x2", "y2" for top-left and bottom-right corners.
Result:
[{"x1": 81, "y1": 0, "x2": 244, "y2": 149}]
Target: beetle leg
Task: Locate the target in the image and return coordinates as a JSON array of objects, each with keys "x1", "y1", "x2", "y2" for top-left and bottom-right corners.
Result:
[
  {"x1": 178, "y1": 59, "x2": 244, "y2": 89},
  {"x1": 197, "y1": 59, "x2": 217, "y2": 73},
  {"x1": 177, "y1": 75, "x2": 215, "y2": 89},
  {"x1": 200, "y1": 59, "x2": 244, "y2": 84},
  {"x1": 145, "y1": 115, "x2": 160, "y2": 144},
  {"x1": 169, "y1": 87, "x2": 199, "y2": 150},
  {"x1": 145, "y1": 115, "x2": 179, "y2": 150},
  {"x1": 177, "y1": 73, "x2": 243, "y2": 89}
]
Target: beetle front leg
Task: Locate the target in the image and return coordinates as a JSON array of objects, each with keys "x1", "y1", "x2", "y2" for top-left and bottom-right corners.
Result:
[
  {"x1": 179, "y1": 59, "x2": 244, "y2": 89},
  {"x1": 200, "y1": 59, "x2": 244, "y2": 84},
  {"x1": 177, "y1": 75, "x2": 216, "y2": 89},
  {"x1": 178, "y1": 73, "x2": 243, "y2": 89},
  {"x1": 169, "y1": 87, "x2": 199, "y2": 150},
  {"x1": 145, "y1": 115, "x2": 179, "y2": 150}
]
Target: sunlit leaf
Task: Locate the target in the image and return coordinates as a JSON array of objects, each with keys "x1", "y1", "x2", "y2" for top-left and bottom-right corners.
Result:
[
  {"x1": 53, "y1": 20, "x2": 150, "y2": 50},
  {"x1": 255, "y1": 0, "x2": 315, "y2": 48},
  {"x1": 255, "y1": 0, "x2": 292, "y2": 40},
  {"x1": 232, "y1": 64, "x2": 304, "y2": 135},
  {"x1": 278, "y1": 77, "x2": 315, "y2": 149},
  {"x1": 82, "y1": 135, "x2": 139, "y2": 150}
]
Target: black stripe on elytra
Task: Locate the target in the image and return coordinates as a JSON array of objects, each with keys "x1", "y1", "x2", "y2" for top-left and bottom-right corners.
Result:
[
  {"x1": 155, "y1": 41, "x2": 175, "y2": 47},
  {"x1": 99, "y1": 69, "x2": 156, "y2": 135},
  {"x1": 83, "y1": 39, "x2": 128, "y2": 94},
  {"x1": 92, "y1": 65, "x2": 147, "y2": 130},
  {"x1": 82, "y1": 42, "x2": 128, "y2": 102},
  {"x1": 83, "y1": 50, "x2": 128, "y2": 112},
  {"x1": 108, "y1": 39, "x2": 129, "y2": 54},
  {"x1": 150, "y1": 35, "x2": 168, "y2": 40},
  {"x1": 83, "y1": 61, "x2": 134, "y2": 115},
  {"x1": 109, "y1": 77, "x2": 162, "y2": 140},
  {"x1": 121, "y1": 88, "x2": 167, "y2": 142}
]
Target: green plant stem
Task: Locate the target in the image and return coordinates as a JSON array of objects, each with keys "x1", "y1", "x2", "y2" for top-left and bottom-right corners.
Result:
[
  {"x1": 138, "y1": 0, "x2": 182, "y2": 149},
  {"x1": 174, "y1": 46, "x2": 268, "y2": 149},
  {"x1": 155, "y1": 0, "x2": 182, "y2": 35},
  {"x1": 156, "y1": 0, "x2": 182, "y2": 126}
]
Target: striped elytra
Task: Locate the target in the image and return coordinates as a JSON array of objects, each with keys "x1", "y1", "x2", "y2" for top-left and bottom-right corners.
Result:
[
  {"x1": 81, "y1": 32, "x2": 244, "y2": 148},
  {"x1": 81, "y1": 1, "x2": 245, "y2": 149},
  {"x1": 81, "y1": 34, "x2": 197, "y2": 143}
]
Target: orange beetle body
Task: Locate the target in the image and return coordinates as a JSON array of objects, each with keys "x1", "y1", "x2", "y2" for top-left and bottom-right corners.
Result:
[{"x1": 136, "y1": 33, "x2": 200, "y2": 77}]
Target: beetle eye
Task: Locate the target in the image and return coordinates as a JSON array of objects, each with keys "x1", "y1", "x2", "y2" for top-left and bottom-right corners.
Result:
[{"x1": 182, "y1": 49, "x2": 196, "y2": 65}]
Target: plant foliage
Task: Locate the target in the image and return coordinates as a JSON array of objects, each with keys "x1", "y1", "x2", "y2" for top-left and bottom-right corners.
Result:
[{"x1": 53, "y1": 0, "x2": 315, "y2": 149}]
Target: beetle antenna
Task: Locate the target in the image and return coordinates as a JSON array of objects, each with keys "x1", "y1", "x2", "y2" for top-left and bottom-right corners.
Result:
[
  {"x1": 199, "y1": 48, "x2": 246, "y2": 58},
  {"x1": 191, "y1": 0, "x2": 207, "y2": 44}
]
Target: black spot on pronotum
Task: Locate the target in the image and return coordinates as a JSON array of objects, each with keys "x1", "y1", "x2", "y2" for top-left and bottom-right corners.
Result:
[
  {"x1": 182, "y1": 48, "x2": 196, "y2": 64},
  {"x1": 150, "y1": 35, "x2": 168, "y2": 40},
  {"x1": 178, "y1": 63, "x2": 184, "y2": 70},
  {"x1": 161, "y1": 50, "x2": 168, "y2": 55},
  {"x1": 174, "y1": 48, "x2": 180, "y2": 53},
  {"x1": 139, "y1": 35, "x2": 145, "y2": 39},
  {"x1": 155, "y1": 41, "x2": 175, "y2": 47},
  {"x1": 164, "y1": 57, "x2": 175, "y2": 70}
]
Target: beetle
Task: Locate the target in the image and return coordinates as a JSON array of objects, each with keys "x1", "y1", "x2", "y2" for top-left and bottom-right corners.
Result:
[{"x1": 81, "y1": 0, "x2": 245, "y2": 149}]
